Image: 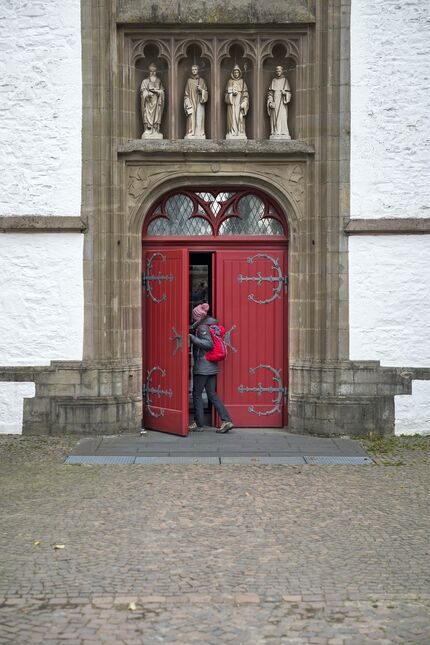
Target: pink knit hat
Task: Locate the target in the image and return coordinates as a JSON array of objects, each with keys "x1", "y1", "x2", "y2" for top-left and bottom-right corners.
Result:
[{"x1": 192, "y1": 302, "x2": 210, "y2": 321}]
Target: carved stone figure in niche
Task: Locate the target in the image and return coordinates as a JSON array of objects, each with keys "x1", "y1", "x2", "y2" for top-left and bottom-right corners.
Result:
[
  {"x1": 267, "y1": 65, "x2": 292, "y2": 140},
  {"x1": 225, "y1": 64, "x2": 249, "y2": 140},
  {"x1": 184, "y1": 64, "x2": 208, "y2": 139},
  {"x1": 140, "y1": 63, "x2": 165, "y2": 139}
]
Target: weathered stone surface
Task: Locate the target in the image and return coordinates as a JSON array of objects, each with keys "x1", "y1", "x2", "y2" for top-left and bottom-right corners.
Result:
[
  {"x1": 118, "y1": 139, "x2": 315, "y2": 157},
  {"x1": 116, "y1": 0, "x2": 316, "y2": 24},
  {"x1": 345, "y1": 218, "x2": 430, "y2": 235},
  {"x1": 0, "y1": 216, "x2": 87, "y2": 232}
]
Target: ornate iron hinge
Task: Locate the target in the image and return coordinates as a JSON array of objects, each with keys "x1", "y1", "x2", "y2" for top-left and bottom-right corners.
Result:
[
  {"x1": 143, "y1": 366, "x2": 173, "y2": 418},
  {"x1": 142, "y1": 253, "x2": 174, "y2": 303},
  {"x1": 238, "y1": 364, "x2": 288, "y2": 417},
  {"x1": 237, "y1": 254, "x2": 288, "y2": 304},
  {"x1": 224, "y1": 324, "x2": 238, "y2": 353},
  {"x1": 169, "y1": 326, "x2": 182, "y2": 356}
]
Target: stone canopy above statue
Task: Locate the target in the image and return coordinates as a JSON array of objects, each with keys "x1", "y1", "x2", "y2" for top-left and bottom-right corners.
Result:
[{"x1": 132, "y1": 37, "x2": 300, "y2": 141}]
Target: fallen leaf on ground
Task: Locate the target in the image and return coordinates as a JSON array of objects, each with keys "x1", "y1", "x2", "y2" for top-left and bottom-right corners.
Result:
[
  {"x1": 52, "y1": 544, "x2": 65, "y2": 550},
  {"x1": 128, "y1": 602, "x2": 137, "y2": 611},
  {"x1": 33, "y1": 540, "x2": 42, "y2": 546}
]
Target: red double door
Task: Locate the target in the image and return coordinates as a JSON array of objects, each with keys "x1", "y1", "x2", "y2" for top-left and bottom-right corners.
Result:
[{"x1": 142, "y1": 248, "x2": 288, "y2": 435}]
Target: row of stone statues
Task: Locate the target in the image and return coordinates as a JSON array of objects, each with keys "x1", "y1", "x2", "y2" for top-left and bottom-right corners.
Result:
[{"x1": 140, "y1": 63, "x2": 292, "y2": 140}]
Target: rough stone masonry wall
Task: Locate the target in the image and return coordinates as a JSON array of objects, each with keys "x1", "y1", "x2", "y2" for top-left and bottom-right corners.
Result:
[
  {"x1": 0, "y1": 0, "x2": 84, "y2": 433},
  {"x1": 350, "y1": 0, "x2": 430, "y2": 434}
]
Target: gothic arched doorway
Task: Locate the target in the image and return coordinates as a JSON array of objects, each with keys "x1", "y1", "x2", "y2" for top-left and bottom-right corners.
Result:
[{"x1": 141, "y1": 188, "x2": 289, "y2": 435}]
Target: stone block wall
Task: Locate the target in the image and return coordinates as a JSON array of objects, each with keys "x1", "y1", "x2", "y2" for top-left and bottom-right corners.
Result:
[
  {"x1": 289, "y1": 361, "x2": 413, "y2": 437},
  {"x1": 23, "y1": 361, "x2": 142, "y2": 435}
]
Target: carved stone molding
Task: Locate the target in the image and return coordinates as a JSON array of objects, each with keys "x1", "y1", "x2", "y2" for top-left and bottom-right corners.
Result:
[
  {"x1": 119, "y1": 139, "x2": 314, "y2": 156},
  {"x1": 260, "y1": 38, "x2": 300, "y2": 63},
  {"x1": 259, "y1": 164, "x2": 305, "y2": 218},
  {"x1": 126, "y1": 160, "x2": 306, "y2": 225},
  {"x1": 127, "y1": 167, "x2": 172, "y2": 210}
]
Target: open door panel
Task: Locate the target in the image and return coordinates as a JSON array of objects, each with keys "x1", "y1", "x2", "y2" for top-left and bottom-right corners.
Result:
[
  {"x1": 215, "y1": 250, "x2": 288, "y2": 427},
  {"x1": 142, "y1": 249, "x2": 189, "y2": 435}
]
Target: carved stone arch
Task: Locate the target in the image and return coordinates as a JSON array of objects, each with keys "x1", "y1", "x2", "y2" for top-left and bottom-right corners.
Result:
[
  {"x1": 260, "y1": 39, "x2": 300, "y2": 65},
  {"x1": 131, "y1": 39, "x2": 171, "y2": 66},
  {"x1": 130, "y1": 171, "x2": 300, "y2": 239},
  {"x1": 173, "y1": 39, "x2": 214, "y2": 65},
  {"x1": 217, "y1": 38, "x2": 257, "y2": 64}
]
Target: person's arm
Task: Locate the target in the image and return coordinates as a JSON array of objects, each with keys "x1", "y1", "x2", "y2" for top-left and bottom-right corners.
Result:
[{"x1": 189, "y1": 324, "x2": 213, "y2": 351}]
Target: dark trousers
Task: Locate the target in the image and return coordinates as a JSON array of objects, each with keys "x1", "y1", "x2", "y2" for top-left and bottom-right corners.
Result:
[{"x1": 192, "y1": 374, "x2": 231, "y2": 427}]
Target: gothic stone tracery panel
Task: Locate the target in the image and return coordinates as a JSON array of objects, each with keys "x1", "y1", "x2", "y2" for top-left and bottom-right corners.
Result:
[{"x1": 122, "y1": 30, "x2": 306, "y2": 140}]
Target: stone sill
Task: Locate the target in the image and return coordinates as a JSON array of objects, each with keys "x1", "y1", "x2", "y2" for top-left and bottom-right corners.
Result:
[
  {"x1": 118, "y1": 139, "x2": 315, "y2": 159},
  {"x1": 0, "y1": 216, "x2": 87, "y2": 233},
  {"x1": 345, "y1": 218, "x2": 430, "y2": 235}
]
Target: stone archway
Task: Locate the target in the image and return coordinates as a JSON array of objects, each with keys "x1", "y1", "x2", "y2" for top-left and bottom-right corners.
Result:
[{"x1": 140, "y1": 186, "x2": 291, "y2": 433}]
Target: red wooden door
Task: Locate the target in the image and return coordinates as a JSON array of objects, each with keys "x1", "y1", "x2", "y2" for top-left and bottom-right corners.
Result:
[
  {"x1": 215, "y1": 250, "x2": 288, "y2": 427},
  {"x1": 142, "y1": 249, "x2": 189, "y2": 435}
]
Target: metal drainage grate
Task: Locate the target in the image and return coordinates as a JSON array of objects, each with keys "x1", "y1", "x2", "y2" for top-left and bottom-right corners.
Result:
[
  {"x1": 304, "y1": 455, "x2": 372, "y2": 465},
  {"x1": 65, "y1": 455, "x2": 135, "y2": 465},
  {"x1": 135, "y1": 456, "x2": 220, "y2": 465},
  {"x1": 221, "y1": 456, "x2": 306, "y2": 465}
]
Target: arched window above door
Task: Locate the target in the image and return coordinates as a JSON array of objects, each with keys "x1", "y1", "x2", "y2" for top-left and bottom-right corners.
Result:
[{"x1": 144, "y1": 190, "x2": 287, "y2": 237}]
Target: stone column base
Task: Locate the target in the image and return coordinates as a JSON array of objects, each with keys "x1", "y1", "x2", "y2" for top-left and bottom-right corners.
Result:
[
  {"x1": 288, "y1": 360, "x2": 413, "y2": 437},
  {"x1": 22, "y1": 360, "x2": 142, "y2": 435}
]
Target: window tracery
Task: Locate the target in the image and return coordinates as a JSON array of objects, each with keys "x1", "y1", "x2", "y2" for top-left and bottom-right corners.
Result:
[{"x1": 144, "y1": 190, "x2": 287, "y2": 237}]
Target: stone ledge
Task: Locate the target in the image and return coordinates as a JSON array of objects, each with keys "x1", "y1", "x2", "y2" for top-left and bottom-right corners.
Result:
[
  {"x1": 0, "y1": 367, "x2": 47, "y2": 382},
  {"x1": 0, "y1": 216, "x2": 87, "y2": 233},
  {"x1": 344, "y1": 218, "x2": 430, "y2": 235},
  {"x1": 118, "y1": 138, "x2": 315, "y2": 158},
  {"x1": 116, "y1": 0, "x2": 315, "y2": 24}
]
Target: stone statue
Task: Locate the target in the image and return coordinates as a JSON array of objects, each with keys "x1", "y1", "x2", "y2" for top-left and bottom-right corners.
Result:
[
  {"x1": 140, "y1": 63, "x2": 165, "y2": 139},
  {"x1": 184, "y1": 64, "x2": 208, "y2": 139},
  {"x1": 267, "y1": 65, "x2": 292, "y2": 140},
  {"x1": 225, "y1": 64, "x2": 249, "y2": 140}
]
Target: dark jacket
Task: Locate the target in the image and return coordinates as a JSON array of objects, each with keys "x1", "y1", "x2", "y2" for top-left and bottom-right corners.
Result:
[{"x1": 189, "y1": 316, "x2": 220, "y2": 375}]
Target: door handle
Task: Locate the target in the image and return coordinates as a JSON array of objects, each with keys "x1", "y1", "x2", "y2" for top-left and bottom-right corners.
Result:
[{"x1": 169, "y1": 327, "x2": 182, "y2": 356}]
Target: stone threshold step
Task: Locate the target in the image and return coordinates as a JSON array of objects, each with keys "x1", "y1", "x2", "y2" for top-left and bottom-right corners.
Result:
[{"x1": 65, "y1": 455, "x2": 372, "y2": 465}]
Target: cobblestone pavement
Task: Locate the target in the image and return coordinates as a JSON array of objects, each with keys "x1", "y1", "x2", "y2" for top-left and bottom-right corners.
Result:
[{"x1": 0, "y1": 435, "x2": 429, "y2": 644}]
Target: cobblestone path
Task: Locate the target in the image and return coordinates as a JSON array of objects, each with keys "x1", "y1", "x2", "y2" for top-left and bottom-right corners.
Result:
[{"x1": 0, "y1": 436, "x2": 429, "y2": 644}]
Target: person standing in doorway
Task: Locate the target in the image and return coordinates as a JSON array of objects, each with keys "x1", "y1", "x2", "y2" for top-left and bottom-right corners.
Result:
[{"x1": 188, "y1": 303, "x2": 234, "y2": 433}]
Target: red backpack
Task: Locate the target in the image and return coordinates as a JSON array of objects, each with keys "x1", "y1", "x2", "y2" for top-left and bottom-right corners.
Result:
[{"x1": 205, "y1": 324, "x2": 228, "y2": 362}]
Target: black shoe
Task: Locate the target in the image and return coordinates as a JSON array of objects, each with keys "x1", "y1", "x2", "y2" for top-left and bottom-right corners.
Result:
[{"x1": 217, "y1": 421, "x2": 234, "y2": 434}]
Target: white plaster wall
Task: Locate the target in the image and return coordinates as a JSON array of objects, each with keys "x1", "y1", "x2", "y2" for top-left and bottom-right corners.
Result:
[
  {"x1": 350, "y1": 0, "x2": 430, "y2": 219},
  {"x1": 349, "y1": 236, "x2": 430, "y2": 435},
  {"x1": 0, "y1": 383, "x2": 35, "y2": 434},
  {"x1": 0, "y1": 0, "x2": 82, "y2": 216},
  {"x1": 396, "y1": 382, "x2": 430, "y2": 437},
  {"x1": 0, "y1": 233, "x2": 84, "y2": 433}
]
